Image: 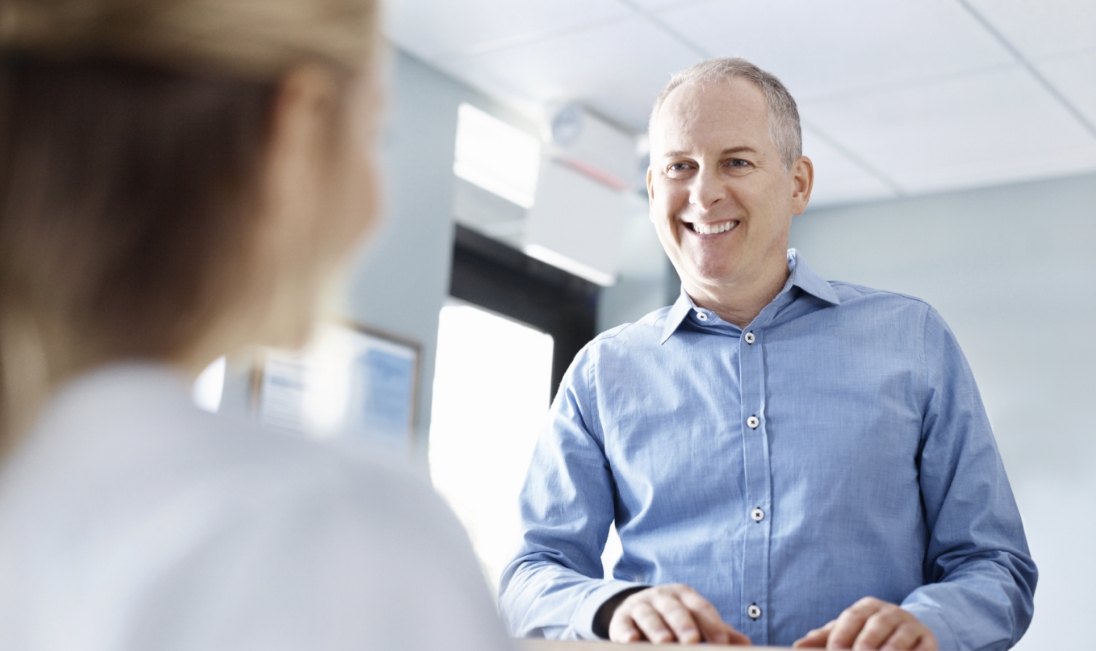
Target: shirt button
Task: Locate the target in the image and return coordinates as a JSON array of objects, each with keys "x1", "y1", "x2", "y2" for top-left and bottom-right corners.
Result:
[
  {"x1": 744, "y1": 331, "x2": 756, "y2": 344},
  {"x1": 746, "y1": 415, "x2": 760, "y2": 429},
  {"x1": 747, "y1": 603, "x2": 762, "y2": 620},
  {"x1": 751, "y1": 507, "x2": 765, "y2": 522},
  {"x1": 695, "y1": 311, "x2": 708, "y2": 321}
]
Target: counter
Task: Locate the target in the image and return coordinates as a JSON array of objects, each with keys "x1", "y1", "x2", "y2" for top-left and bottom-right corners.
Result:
[{"x1": 520, "y1": 640, "x2": 790, "y2": 650}]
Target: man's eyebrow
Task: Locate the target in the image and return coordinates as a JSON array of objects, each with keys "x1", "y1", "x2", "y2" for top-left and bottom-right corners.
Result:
[{"x1": 658, "y1": 146, "x2": 759, "y2": 158}]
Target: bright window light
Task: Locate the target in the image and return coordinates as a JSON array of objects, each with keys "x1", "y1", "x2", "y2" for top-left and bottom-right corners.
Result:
[
  {"x1": 192, "y1": 356, "x2": 225, "y2": 413},
  {"x1": 453, "y1": 103, "x2": 541, "y2": 209},
  {"x1": 428, "y1": 302, "x2": 552, "y2": 591}
]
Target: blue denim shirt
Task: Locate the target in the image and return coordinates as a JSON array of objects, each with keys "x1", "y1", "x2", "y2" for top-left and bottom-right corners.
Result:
[{"x1": 499, "y1": 251, "x2": 1036, "y2": 649}]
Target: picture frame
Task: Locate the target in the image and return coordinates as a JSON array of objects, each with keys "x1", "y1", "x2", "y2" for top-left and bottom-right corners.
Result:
[{"x1": 252, "y1": 321, "x2": 420, "y2": 450}]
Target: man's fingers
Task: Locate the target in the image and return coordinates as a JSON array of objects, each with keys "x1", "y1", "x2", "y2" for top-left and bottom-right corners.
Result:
[
  {"x1": 854, "y1": 603, "x2": 906, "y2": 648},
  {"x1": 826, "y1": 597, "x2": 883, "y2": 648},
  {"x1": 793, "y1": 620, "x2": 834, "y2": 648},
  {"x1": 678, "y1": 588, "x2": 748, "y2": 644},
  {"x1": 628, "y1": 601, "x2": 676, "y2": 643},
  {"x1": 606, "y1": 614, "x2": 642, "y2": 644},
  {"x1": 879, "y1": 621, "x2": 926, "y2": 650},
  {"x1": 607, "y1": 584, "x2": 752, "y2": 645},
  {"x1": 650, "y1": 591, "x2": 704, "y2": 642},
  {"x1": 912, "y1": 633, "x2": 939, "y2": 651},
  {"x1": 793, "y1": 598, "x2": 937, "y2": 651}
]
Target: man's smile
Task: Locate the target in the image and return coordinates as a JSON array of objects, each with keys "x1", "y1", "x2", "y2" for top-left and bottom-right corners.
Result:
[{"x1": 683, "y1": 219, "x2": 739, "y2": 236}]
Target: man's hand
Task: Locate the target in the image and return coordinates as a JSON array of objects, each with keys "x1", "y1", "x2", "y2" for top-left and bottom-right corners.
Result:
[
  {"x1": 793, "y1": 597, "x2": 937, "y2": 650},
  {"x1": 607, "y1": 583, "x2": 751, "y2": 645}
]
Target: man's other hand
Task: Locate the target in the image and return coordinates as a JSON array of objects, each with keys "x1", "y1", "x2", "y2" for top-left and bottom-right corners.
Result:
[
  {"x1": 793, "y1": 597, "x2": 938, "y2": 650},
  {"x1": 608, "y1": 583, "x2": 751, "y2": 645}
]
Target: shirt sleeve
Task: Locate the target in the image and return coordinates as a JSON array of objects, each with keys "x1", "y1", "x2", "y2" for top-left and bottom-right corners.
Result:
[
  {"x1": 498, "y1": 344, "x2": 646, "y2": 639},
  {"x1": 900, "y1": 306, "x2": 1037, "y2": 650}
]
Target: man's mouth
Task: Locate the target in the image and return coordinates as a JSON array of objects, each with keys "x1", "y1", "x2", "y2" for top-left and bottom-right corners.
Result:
[{"x1": 685, "y1": 219, "x2": 739, "y2": 235}]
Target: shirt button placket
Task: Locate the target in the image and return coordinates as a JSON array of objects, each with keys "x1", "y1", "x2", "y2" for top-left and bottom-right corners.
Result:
[{"x1": 740, "y1": 325, "x2": 770, "y2": 644}]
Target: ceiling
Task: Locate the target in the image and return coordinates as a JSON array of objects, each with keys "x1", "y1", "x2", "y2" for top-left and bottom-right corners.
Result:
[{"x1": 382, "y1": 0, "x2": 1096, "y2": 209}]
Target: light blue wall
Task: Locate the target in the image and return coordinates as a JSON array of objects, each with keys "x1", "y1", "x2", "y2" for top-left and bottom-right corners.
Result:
[
  {"x1": 223, "y1": 49, "x2": 528, "y2": 462},
  {"x1": 339, "y1": 51, "x2": 463, "y2": 460},
  {"x1": 344, "y1": 49, "x2": 542, "y2": 460},
  {"x1": 790, "y1": 172, "x2": 1096, "y2": 651}
]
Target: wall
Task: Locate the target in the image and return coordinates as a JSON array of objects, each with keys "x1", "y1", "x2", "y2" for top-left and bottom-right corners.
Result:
[
  {"x1": 790, "y1": 172, "x2": 1096, "y2": 651},
  {"x1": 223, "y1": 49, "x2": 528, "y2": 464},
  {"x1": 596, "y1": 193, "x2": 675, "y2": 331},
  {"x1": 336, "y1": 50, "x2": 459, "y2": 462}
]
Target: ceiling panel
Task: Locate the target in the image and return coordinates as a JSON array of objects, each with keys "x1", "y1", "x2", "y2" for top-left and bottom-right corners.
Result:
[
  {"x1": 801, "y1": 66, "x2": 1096, "y2": 194},
  {"x1": 383, "y1": 0, "x2": 1096, "y2": 209},
  {"x1": 654, "y1": 0, "x2": 1015, "y2": 100},
  {"x1": 966, "y1": 0, "x2": 1096, "y2": 59},
  {"x1": 434, "y1": 15, "x2": 699, "y2": 132},
  {"x1": 800, "y1": 129, "x2": 898, "y2": 209},
  {"x1": 381, "y1": 0, "x2": 629, "y2": 60},
  {"x1": 628, "y1": 0, "x2": 710, "y2": 10},
  {"x1": 1038, "y1": 51, "x2": 1096, "y2": 127}
]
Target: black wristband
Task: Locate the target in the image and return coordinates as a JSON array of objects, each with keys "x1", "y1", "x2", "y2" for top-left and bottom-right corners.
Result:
[{"x1": 592, "y1": 586, "x2": 648, "y2": 639}]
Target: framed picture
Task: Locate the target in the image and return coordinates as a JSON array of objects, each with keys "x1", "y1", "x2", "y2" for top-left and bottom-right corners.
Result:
[{"x1": 253, "y1": 322, "x2": 420, "y2": 450}]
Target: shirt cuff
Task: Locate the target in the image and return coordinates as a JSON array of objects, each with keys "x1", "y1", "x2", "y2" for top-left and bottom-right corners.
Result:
[
  {"x1": 572, "y1": 580, "x2": 648, "y2": 640},
  {"x1": 901, "y1": 602, "x2": 959, "y2": 650}
]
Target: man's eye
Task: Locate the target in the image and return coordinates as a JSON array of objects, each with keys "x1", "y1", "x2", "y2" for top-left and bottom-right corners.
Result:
[
  {"x1": 727, "y1": 159, "x2": 753, "y2": 169},
  {"x1": 666, "y1": 162, "x2": 694, "y2": 175}
]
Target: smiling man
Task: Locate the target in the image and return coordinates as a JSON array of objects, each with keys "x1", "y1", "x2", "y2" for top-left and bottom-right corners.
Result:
[{"x1": 499, "y1": 58, "x2": 1036, "y2": 650}]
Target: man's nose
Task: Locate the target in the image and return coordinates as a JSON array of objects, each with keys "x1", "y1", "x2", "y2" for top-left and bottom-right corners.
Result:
[{"x1": 688, "y1": 167, "x2": 725, "y2": 211}]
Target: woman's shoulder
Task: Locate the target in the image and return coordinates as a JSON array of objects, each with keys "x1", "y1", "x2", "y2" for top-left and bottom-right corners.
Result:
[{"x1": 0, "y1": 363, "x2": 514, "y2": 650}]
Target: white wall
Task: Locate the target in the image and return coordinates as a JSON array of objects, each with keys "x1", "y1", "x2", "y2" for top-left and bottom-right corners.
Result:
[{"x1": 790, "y1": 172, "x2": 1096, "y2": 650}]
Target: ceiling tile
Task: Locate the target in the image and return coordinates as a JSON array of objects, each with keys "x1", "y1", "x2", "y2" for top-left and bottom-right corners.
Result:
[
  {"x1": 800, "y1": 129, "x2": 897, "y2": 209},
  {"x1": 381, "y1": 0, "x2": 630, "y2": 60},
  {"x1": 434, "y1": 15, "x2": 700, "y2": 132},
  {"x1": 655, "y1": 0, "x2": 1015, "y2": 100},
  {"x1": 628, "y1": 0, "x2": 711, "y2": 10},
  {"x1": 1038, "y1": 51, "x2": 1096, "y2": 127},
  {"x1": 800, "y1": 66, "x2": 1096, "y2": 194},
  {"x1": 384, "y1": 0, "x2": 1096, "y2": 209},
  {"x1": 966, "y1": 0, "x2": 1096, "y2": 59}
]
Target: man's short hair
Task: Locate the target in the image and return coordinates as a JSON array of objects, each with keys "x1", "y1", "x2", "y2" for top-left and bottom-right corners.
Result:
[{"x1": 649, "y1": 57, "x2": 802, "y2": 171}]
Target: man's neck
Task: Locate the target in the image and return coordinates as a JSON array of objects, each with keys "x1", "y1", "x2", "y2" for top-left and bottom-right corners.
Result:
[{"x1": 687, "y1": 264, "x2": 791, "y2": 328}]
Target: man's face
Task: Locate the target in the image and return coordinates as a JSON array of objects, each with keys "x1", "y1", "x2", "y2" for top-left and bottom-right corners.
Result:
[{"x1": 647, "y1": 78, "x2": 812, "y2": 300}]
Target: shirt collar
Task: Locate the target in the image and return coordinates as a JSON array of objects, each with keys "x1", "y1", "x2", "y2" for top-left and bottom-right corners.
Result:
[{"x1": 660, "y1": 249, "x2": 840, "y2": 344}]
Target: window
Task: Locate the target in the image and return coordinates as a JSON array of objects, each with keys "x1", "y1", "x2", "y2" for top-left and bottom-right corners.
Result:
[
  {"x1": 429, "y1": 302, "x2": 553, "y2": 590},
  {"x1": 453, "y1": 103, "x2": 541, "y2": 209}
]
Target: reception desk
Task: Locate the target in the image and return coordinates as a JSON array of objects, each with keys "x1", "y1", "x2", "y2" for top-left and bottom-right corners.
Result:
[{"x1": 521, "y1": 641, "x2": 790, "y2": 651}]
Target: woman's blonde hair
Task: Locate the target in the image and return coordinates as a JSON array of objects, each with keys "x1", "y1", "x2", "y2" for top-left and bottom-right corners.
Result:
[{"x1": 0, "y1": 0, "x2": 378, "y2": 449}]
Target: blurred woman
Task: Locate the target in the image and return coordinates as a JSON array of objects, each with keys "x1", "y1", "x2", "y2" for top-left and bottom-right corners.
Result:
[{"x1": 0, "y1": 1, "x2": 513, "y2": 649}]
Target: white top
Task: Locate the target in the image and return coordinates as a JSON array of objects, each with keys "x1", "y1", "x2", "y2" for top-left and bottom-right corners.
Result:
[{"x1": 0, "y1": 364, "x2": 514, "y2": 651}]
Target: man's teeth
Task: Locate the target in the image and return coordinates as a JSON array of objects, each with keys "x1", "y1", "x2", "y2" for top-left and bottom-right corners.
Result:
[{"x1": 692, "y1": 221, "x2": 737, "y2": 235}]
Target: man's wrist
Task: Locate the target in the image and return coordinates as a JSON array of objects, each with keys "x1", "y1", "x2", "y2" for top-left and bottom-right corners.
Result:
[{"x1": 592, "y1": 586, "x2": 647, "y2": 639}]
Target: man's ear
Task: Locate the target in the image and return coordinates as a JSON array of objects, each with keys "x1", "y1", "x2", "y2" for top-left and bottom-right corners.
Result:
[
  {"x1": 790, "y1": 155, "x2": 814, "y2": 216},
  {"x1": 646, "y1": 166, "x2": 656, "y2": 221}
]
